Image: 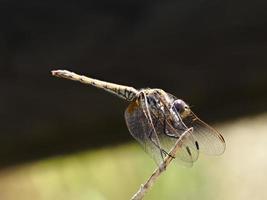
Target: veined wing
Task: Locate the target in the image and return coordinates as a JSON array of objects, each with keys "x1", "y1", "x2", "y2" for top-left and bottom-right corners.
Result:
[
  {"x1": 149, "y1": 108, "x2": 199, "y2": 166},
  {"x1": 166, "y1": 92, "x2": 226, "y2": 155},
  {"x1": 182, "y1": 112, "x2": 226, "y2": 155},
  {"x1": 125, "y1": 98, "x2": 199, "y2": 166},
  {"x1": 124, "y1": 99, "x2": 163, "y2": 164}
]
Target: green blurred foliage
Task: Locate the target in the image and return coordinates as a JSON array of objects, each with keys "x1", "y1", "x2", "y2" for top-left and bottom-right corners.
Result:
[
  {"x1": 0, "y1": 144, "x2": 221, "y2": 200},
  {"x1": 1, "y1": 113, "x2": 267, "y2": 200}
]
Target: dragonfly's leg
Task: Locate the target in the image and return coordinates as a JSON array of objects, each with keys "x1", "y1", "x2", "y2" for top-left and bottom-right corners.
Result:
[
  {"x1": 145, "y1": 104, "x2": 176, "y2": 159},
  {"x1": 161, "y1": 149, "x2": 175, "y2": 159},
  {"x1": 147, "y1": 119, "x2": 164, "y2": 159},
  {"x1": 147, "y1": 128, "x2": 174, "y2": 159},
  {"x1": 157, "y1": 116, "x2": 177, "y2": 159},
  {"x1": 164, "y1": 131, "x2": 179, "y2": 139},
  {"x1": 162, "y1": 115, "x2": 180, "y2": 139},
  {"x1": 163, "y1": 116, "x2": 168, "y2": 135},
  {"x1": 148, "y1": 137, "x2": 175, "y2": 159}
]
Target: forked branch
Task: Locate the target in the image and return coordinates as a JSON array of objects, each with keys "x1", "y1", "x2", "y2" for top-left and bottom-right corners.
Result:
[{"x1": 130, "y1": 127, "x2": 193, "y2": 200}]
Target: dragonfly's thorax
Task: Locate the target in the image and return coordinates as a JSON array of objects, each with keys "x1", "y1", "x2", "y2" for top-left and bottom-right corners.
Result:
[
  {"x1": 138, "y1": 89, "x2": 191, "y2": 118},
  {"x1": 137, "y1": 89, "x2": 192, "y2": 131},
  {"x1": 138, "y1": 89, "x2": 172, "y2": 113}
]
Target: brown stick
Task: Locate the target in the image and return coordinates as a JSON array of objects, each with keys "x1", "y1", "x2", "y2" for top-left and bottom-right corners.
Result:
[{"x1": 130, "y1": 128, "x2": 193, "y2": 200}]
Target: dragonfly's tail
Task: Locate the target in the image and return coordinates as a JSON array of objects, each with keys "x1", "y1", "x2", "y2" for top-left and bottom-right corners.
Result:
[{"x1": 51, "y1": 70, "x2": 138, "y2": 101}]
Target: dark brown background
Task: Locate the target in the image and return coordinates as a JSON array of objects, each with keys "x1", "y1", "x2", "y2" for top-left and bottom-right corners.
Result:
[{"x1": 1, "y1": 0, "x2": 267, "y2": 167}]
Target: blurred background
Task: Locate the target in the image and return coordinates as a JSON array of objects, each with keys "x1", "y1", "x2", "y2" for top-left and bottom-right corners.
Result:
[{"x1": 0, "y1": 0, "x2": 267, "y2": 199}]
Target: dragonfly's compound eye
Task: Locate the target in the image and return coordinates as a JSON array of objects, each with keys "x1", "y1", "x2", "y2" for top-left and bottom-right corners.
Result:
[{"x1": 173, "y1": 99, "x2": 188, "y2": 113}]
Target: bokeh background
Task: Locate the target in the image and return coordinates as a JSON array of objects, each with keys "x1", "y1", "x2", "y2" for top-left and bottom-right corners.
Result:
[{"x1": 1, "y1": 0, "x2": 267, "y2": 199}]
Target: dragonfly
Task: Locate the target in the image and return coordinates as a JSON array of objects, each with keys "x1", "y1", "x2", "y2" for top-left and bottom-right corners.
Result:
[{"x1": 52, "y1": 70, "x2": 226, "y2": 166}]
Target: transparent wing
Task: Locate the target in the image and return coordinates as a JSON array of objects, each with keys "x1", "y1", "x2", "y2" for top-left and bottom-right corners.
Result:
[
  {"x1": 154, "y1": 117, "x2": 199, "y2": 167},
  {"x1": 124, "y1": 100, "x2": 163, "y2": 164},
  {"x1": 150, "y1": 106, "x2": 199, "y2": 165},
  {"x1": 166, "y1": 92, "x2": 226, "y2": 155},
  {"x1": 182, "y1": 112, "x2": 226, "y2": 155},
  {"x1": 125, "y1": 99, "x2": 199, "y2": 166}
]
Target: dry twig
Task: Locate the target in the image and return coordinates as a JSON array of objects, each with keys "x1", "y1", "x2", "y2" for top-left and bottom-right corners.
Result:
[{"x1": 130, "y1": 128, "x2": 193, "y2": 200}]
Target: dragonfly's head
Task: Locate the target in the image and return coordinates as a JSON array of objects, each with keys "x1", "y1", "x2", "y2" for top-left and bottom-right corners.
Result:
[{"x1": 173, "y1": 99, "x2": 191, "y2": 118}]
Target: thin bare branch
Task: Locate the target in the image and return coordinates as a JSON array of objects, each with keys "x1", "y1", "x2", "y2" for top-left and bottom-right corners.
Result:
[{"x1": 130, "y1": 127, "x2": 193, "y2": 200}]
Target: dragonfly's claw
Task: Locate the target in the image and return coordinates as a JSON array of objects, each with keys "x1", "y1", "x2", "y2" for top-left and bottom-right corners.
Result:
[{"x1": 161, "y1": 149, "x2": 175, "y2": 159}]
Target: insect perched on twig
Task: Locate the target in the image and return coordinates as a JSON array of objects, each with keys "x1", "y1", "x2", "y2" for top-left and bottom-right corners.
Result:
[{"x1": 51, "y1": 70, "x2": 225, "y2": 167}]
